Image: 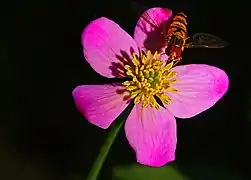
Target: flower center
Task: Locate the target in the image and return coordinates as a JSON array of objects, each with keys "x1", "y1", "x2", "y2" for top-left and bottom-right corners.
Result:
[{"x1": 122, "y1": 51, "x2": 179, "y2": 109}]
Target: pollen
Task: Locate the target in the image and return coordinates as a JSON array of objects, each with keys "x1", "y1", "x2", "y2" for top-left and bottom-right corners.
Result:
[{"x1": 122, "y1": 50, "x2": 179, "y2": 109}]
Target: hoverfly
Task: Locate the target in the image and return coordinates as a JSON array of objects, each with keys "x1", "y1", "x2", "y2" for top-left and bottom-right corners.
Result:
[{"x1": 141, "y1": 10, "x2": 228, "y2": 65}]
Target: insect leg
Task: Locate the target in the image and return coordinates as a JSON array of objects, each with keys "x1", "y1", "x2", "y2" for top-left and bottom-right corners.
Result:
[
  {"x1": 172, "y1": 58, "x2": 181, "y2": 66},
  {"x1": 167, "y1": 52, "x2": 182, "y2": 66}
]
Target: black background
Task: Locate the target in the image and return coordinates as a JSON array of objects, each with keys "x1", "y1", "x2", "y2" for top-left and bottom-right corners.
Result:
[{"x1": 3, "y1": 0, "x2": 251, "y2": 179}]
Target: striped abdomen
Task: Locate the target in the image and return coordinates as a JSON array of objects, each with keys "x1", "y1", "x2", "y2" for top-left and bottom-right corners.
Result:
[{"x1": 165, "y1": 12, "x2": 188, "y2": 59}]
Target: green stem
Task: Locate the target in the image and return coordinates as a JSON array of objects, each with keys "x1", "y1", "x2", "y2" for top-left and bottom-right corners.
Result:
[{"x1": 86, "y1": 119, "x2": 125, "y2": 180}]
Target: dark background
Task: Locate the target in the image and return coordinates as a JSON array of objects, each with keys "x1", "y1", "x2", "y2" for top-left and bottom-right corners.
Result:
[{"x1": 2, "y1": 0, "x2": 251, "y2": 179}]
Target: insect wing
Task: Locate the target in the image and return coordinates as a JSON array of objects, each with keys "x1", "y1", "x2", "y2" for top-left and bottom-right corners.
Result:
[
  {"x1": 188, "y1": 33, "x2": 228, "y2": 48},
  {"x1": 140, "y1": 8, "x2": 172, "y2": 36},
  {"x1": 141, "y1": 10, "x2": 162, "y2": 30}
]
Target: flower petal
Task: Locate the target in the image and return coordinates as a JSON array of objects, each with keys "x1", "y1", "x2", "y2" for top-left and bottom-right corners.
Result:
[
  {"x1": 134, "y1": 7, "x2": 172, "y2": 57},
  {"x1": 167, "y1": 64, "x2": 229, "y2": 118},
  {"x1": 125, "y1": 103, "x2": 177, "y2": 167},
  {"x1": 82, "y1": 17, "x2": 139, "y2": 78},
  {"x1": 72, "y1": 84, "x2": 131, "y2": 129}
]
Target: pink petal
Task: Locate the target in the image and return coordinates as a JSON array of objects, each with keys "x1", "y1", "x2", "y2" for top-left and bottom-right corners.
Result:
[
  {"x1": 167, "y1": 64, "x2": 229, "y2": 118},
  {"x1": 82, "y1": 17, "x2": 139, "y2": 78},
  {"x1": 133, "y1": 7, "x2": 172, "y2": 58},
  {"x1": 125, "y1": 103, "x2": 177, "y2": 167},
  {"x1": 72, "y1": 84, "x2": 131, "y2": 129}
]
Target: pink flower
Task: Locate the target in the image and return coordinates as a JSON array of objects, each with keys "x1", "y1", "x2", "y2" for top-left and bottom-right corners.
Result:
[{"x1": 72, "y1": 7, "x2": 229, "y2": 167}]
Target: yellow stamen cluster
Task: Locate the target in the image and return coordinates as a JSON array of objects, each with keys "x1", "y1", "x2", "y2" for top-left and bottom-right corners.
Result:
[{"x1": 122, "y1": 51, "x2": 179, "y2": 109}]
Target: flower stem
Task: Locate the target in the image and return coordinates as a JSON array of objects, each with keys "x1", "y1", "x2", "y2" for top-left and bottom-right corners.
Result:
[{"x1": 86, "y1": 119, "x2": 125, "y2": 180}]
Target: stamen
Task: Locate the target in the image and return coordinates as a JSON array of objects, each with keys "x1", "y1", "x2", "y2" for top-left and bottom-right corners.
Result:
[{"x1": 122, "y1": 50, "x2": 179, "y2": 109}]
